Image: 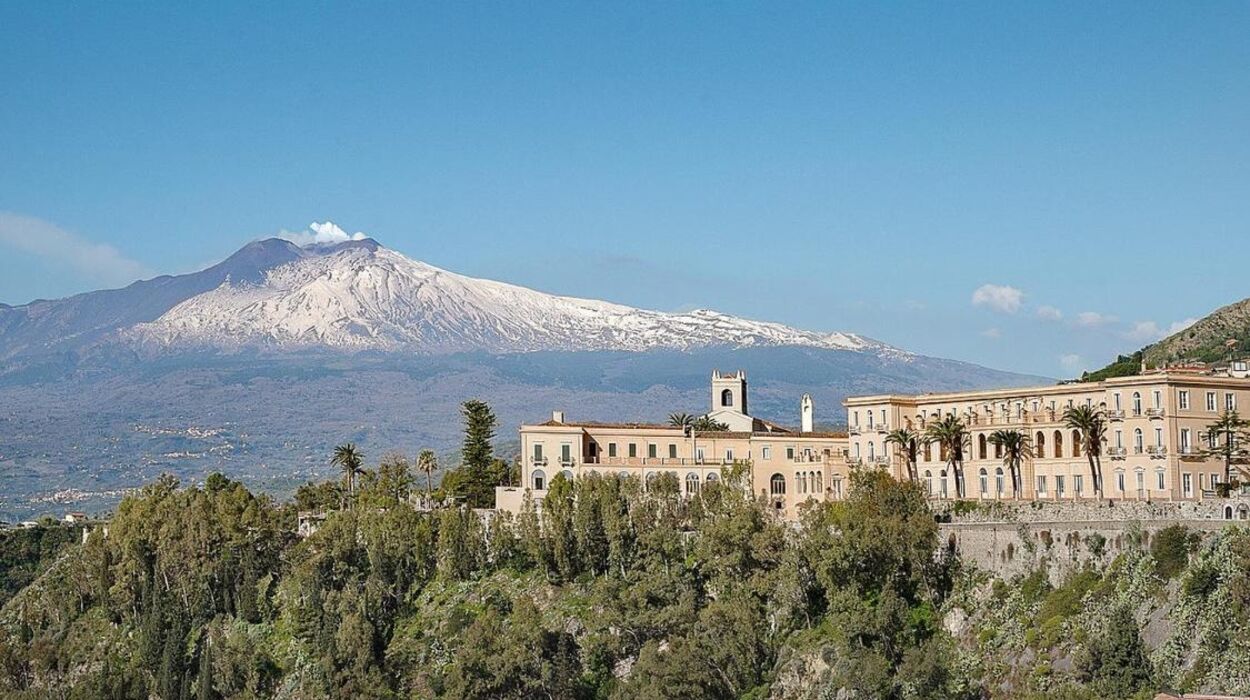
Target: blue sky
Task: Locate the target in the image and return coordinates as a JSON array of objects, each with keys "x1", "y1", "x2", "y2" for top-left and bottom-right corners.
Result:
[{"x1": 2, "y1": 2, "x2": 1248, "y2": 377}]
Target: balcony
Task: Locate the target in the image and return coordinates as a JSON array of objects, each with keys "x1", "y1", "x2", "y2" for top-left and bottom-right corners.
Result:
[
  {"x1": 875, "y1": 424, "x2": 889, "y2": 434},
  {"x1": 1146, "y1": 446, "x2": 1168, "y2": 458},
  {"x1": 1107, "y1": 410, "x2": 1125, "y2": 421},
  {"x1": 1107, "y1": 447, "x2": 1127, "y2": 459},
  {"x1": 559, "y1": 458, "x2": 577, "y2": 468},
  {"x1": 1146, "y1": 408, "x2": 1166, "y2": 419},
  {"x1": 847, "y1": 457, "x2": 864, "y2": 467},
  {"x1": 1178, "y1": 446, "x2": 1204, "y2": 460},
  {"x1": 849, "y1": 425, "x2": 862, "y2": 435},
  {"x1": 867, "y1": 456, "x2": 889, "y2": 466},
  {"x1": 530, "y1": 456, "x2": 549, "y2": 467}
]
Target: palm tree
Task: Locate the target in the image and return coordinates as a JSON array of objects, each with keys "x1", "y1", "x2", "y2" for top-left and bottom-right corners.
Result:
[
  {"x1": 1203, "y1": 409, "x2": 1250, "y2": 492},
  {"x1": 331, "y1": 443, "x2": 365, "y2": 502},
  {"x1": 1063, "y1": 405, "x2": 1106, "y2": 497},
  {"x1": 987, "y1": 429, "x2": 1032, "y2": 498},
  {"x1": 884, "y1": 428, "x2": 920, "y2": 482},
  {"x1": 668, "y1": 412, "x2": 695, "y2": 428},
  {"x1": 925, "y1": 414, "x2": 970, "y2": 497},
  {"x1": 416, "y1": 449, "x2": 438, "y2": 506},
  {"x1": 691, "y1": 416, "x2": 729, "y2": 432}
]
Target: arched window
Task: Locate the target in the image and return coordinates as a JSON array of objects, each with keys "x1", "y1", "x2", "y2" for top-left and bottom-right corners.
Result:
[
  {"x1": 797, "y1": 471, "x2": 807, "y2": 493},
  {"x1": 978, "y1": 434, "x2": 987, "y2": 460},
  {"x1": 813, "y1": 471, "x2": 823, "y2": 492},
  {"x1": 645, "y1": 472, "x2": 657, "y2": 489},
  {"x1": 532, "y1": 469, "x2": 547, "y2": 490},
  {"x1": 1036, "y1": 432, "x2": 1046, "y2": 456},
  {"x1": 995, "y1": 467, "x2": 1004, "y2": 496},
  {"x1": 868, "y1": 442, "x2": 875, "y2": 459},
  {"x1": 939, "y1": 470, "x2": 949, "y2": 498},
  {"x1": 924, "y1": 470, "x2": 933, "y2": 495},
  {"x1": 706, "y1": 472, "x2": 720, "y2": 484},
  {"x1": 560, "y1": 469, "x2": 573, "y2": 482},
  {"x1": 1226, "y1": 505, "x2": 1235, "y2": 520},
  {"x1": 686, "y1": 472, "x2": 700, "y2": 494},
  {"x1": 924, "y1": 442, "x2": 933, "y2": 462},
  {"x1": 1134, "y1": 428, "x2": 1144, "y2": 453},
  {"x1": 617, "y1": 471, "x2": 629, "y2": 480},
  {"x1": 1132, "y1": 392, "x2": 1142, "y2": 415},
  {"x1": 770, "y1": 473, "x2": 786, "y2": 496},
  {"x1": 994, "y1": 441, "x2": 1002, "y2": 460},
  {"x1": 1053, "y1": 430, "x2": 1064, "y2": 459},
  {"x1": 1072, "y1": 430, "x2": 1082, "y2": 458},
  {"x1": 721, "y1": 389, "x2": 734, "y2": 407},
  {"x1": 979, "y1": 468, "x2": 988, "y2": 494}
]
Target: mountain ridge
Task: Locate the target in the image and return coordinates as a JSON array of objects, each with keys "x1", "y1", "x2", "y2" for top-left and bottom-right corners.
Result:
[{"x1": 1085, "y1": 297, "x2": 1250, "y2": 380}]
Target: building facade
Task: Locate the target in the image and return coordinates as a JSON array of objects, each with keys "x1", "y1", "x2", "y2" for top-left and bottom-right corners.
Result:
[
  {"x1": 843, "y1": 371, "x2": 1250, "y2": 502},
  {"x1": 496, "y1": 370, "x2": 850, "y2": 520}
]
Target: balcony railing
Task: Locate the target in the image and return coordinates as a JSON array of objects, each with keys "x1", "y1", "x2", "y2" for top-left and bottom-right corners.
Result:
[
  {"x1": 867, "y1": 456, "x2": 889, "y2": 465},
  {"x1": 1108, "y1": 410, "x2": 1125, "y2": 420},
  {"x1": 530, "y1": 456, "x2": 549, "y2": 466},
  {"x1": 1107, "y1": 447, "x2": 1127, "y2": 459},
  {"x1": 1178, "y1": 446, "x2": 1204, "y2": 459},
  {"x1": 1146, "y1": 445, "x2": 1168, "y2": 458},
  {"x1": 846, "y1": 457, "x2": 864, "y2": 467},
  {"x1": 849, "y1": 425, "x2": 862, "y2": 435},
  {"x1": 1146, "y1": 408, "x2": 1166, "y2": 419}
]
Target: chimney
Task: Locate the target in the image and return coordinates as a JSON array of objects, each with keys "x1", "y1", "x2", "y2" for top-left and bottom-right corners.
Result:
[
  {"x1": 552, "y1": 410, "x2": 565, "y2": 424},
  {"x1": 800, "y1": 394, "x2": 814, "y2": 433}
]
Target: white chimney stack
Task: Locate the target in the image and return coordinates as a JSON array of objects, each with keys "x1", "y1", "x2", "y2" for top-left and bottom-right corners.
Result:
[
  {"x1": 800, "y1": 394, "x2": 814, "y2": 433},
  {"x1": 552, "y1": 410, "x2": 565, "y2": 423}
]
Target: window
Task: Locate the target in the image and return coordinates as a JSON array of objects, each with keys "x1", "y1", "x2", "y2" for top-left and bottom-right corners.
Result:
[
  {"x1": 686, "y1": 472, "x2": 700, "y2": 494},
  {"x1": 1116, "y1": 471, "x2": 1125, "y2": 492},
  {"x1": 1115, "y1": 430, "x2": 1123, "y2": 449},
  {"x1": 1156, "y1": 470, "x2": 1165, "y2": 490},
  {"x1": 924, "y1": 470, "x2": 933, "y2": 495},
  {"x1": 1181, "y1": 428, "x2": 1191, "y2": 452},
  {"x1": 1155, "y1": 427, "x2": 1163, "y2": 447},
  {"x1": 786, "y1": 447, "x2": 795, "y2": 460},
  {"x1": 1179, "y1": 391, "x2": 1190, "y2": 410},
  {"x1": 1153, "y1": 390, "x2": 1161, "y2": 409},
  {"x1": 1036, "y1": 475, "x2": 1047, "y2": 495},
  {"x1": 1074, "y1": 474, "x2": 1084, "y2": 494},
  {"x1": 978, "y1": 434, "x2": 988, "y2": 460},
  {"x1": 995, "y1": 468, "x2": 1004, "y2": 495},
  {"x1": 725, "y1": 448, "x2": 734, "y2": 462},
  {"x1": 669, "y1": 443, "x2": 677, "y2": 459},
  {"x1": 608, "y1": 443, "x2": 617, "y2": 458},
  {"x1": 628, "y1": 443, "x2": 637, "y2": 458},
  {"x1": 706, "y1": 472, "x2": 719, "y2": 484},
  {"x1": 979, "y1": 468, "x2": 988, "y2": 494},
  {"x1": 867, "y1": 442, "x2": 875, "y2": 459},
  {"x1": 1136, "y1": 470, "x2": 1145, "y2": 492},
  {"x1": 532, "y1": 469, "x2": 546, "y2": 490},
  {"x1": 761, "y1": 446, "x2": 772, "y2": 460},
  {"x1": 1207, "y1": 392, "x2": 1217, "y2": 411},
  {"x1": 561, "y1": 444, "x2": 572, "y2": 462},
  {"x1": 1132, "y1": 392, "x2": 1142, "y2": 415},
  {"x1": 721, "y1": 389, "x2": 734, "y2": 407},
  {"x1": 797, "y1": 472, "x2": 807, "y2": 493},
  {"x1": 1134, "y1": 429, "x2": 1144, "y2": 454},
  {"x1": 939, "y1": 470, "x2": 948, "y2": 498},
  {"x1": 1072, "y1": 430, "x2": 1082, "y2": 458},
  {"x1": 867, "y1": 412, "x2": 874, "y2": 428},
  {"x1": 1114, "y1": 393, "x2": 1122, "y2": 410},
  {"x1": 770, "y1": 473, "x2": 786, "y2": 496},
  {"x1": 1227, "y1": 393, "x2": 1237, "y2": 411},
  {"x1": 1183, "y1": 473, "x2": 1193, "y2": 496},
  {"x1": 560, "y1": 469, "x2": 573, "y2": 482},
  {"x1": 1056, "y1": 475, "x2": 1065, "y2": 496},
  {"x1": 533, "y1": 444, "x2": 544, "y2": 461},
  {"x1": 696, "y1": 448, "x2": 705, "y2": 463},
  {"x1": 648, "y1": 443, "x2": 657, "y2": 459},
  {"x1": 813, "y1": 471, "x2": 823, "y2": 491},
  {"x1": 852, "y1": 410, "x2": 859, "y2": 427},
  {"x1": 1053, "y1": 430, "x2": 1063, "y2": 459}
]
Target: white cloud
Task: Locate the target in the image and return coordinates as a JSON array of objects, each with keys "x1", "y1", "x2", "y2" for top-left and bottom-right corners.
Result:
[
  {"x1": 1059, "y1": 353, "x2": 1085, "y2": 371},
  {"x1": 1036, "y1": 305, "x2": 1063, "y2": 321},
  {"x1": 971, "y1": 284, "x2": 1023, "y2": 314},
  {"x1": 1075, "y1": 311, "x2": 1117, "y2": 328},
  {"x1": 0, "y1": 212, "x2": 150, "y2": 287},
  {"x1": 277, "y1": 221, "x2": 369, "y2": 247},
  {"x1": 980, "y1": 327, "x2": 1002, "y2": 339},
  {"x1": 1124, "y1": 317, "x2": 1201, "y2": 343}
]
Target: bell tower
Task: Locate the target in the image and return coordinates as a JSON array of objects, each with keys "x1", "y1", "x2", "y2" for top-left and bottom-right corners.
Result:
[{"x1": 710, "y1": 369, "x2": 748, "y2": 416}]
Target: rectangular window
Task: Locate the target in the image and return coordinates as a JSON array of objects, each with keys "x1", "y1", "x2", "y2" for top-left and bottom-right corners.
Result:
[
  {"x1": 628, "y1": 443, "x2": 637, "y2": 458},
  {"x1": 1179, "y1": 391, "x2": 1189, "y2": 410},
  {"x1": 852, "y1": 411, "x2": 859, "y2": 426},
  {"x1": 1117, "y1": 472, "x2": 1125, "y2": 492},
  {"x1": 668, "y1": 444, "x2": 677, "y2": 459},
  {"x1": 1114, "y1": 393, "x2": 1121, "y2": 410},
  {"x1": 561, "y1": 444, "x2": 571, "y2": 462},
  {"x1": 647, "y1": 443, "x2": 657, "y2": 459},
  {"x1": 533, "y1": 444, "x2": 544, "y2": 461},
  {"x1": 786, "y1": 447, "x2": 795, "y2": 460},
  {"x1": 1074, "y1": 474, "x2": 1083, "y2": 493},
  {"x1": 1153, "y1": 390, "x2": 1162, "y2": 409},
  {"x1": 1183, "y1": 473, "x2": 1193, "y2": 496},
  {"x1": 608, "y1": 443, "x2": 617, "y2": 458},
  {"x1": 696, "y1": 448, "x2": 705, "y2": 463},
  {"x1": 1207, "y1": 392, "x2": 1217, "y2": 411},
  {"x1": 1181, "y1": 428, "x2": 1191, "y2": 451},
  {"x1": 1115, "y1": 430, "x2": 1123, "y2": 448},
  {"x1": 1056, "y1": 475, "x2": 1065, "y2": 496},
  {"x1": 762, "y1": 446, "x2": 772, "y2": 460},
  {"x1": 1157, "y1": 471, "x2": 1165, "y2": 490},
  {"x1": 1036, "y1": 475, "x2": 1047, "y2": 495},
  {"x1": 1227, "y1": 393, "x2": 1237, "y2": 411},
  {"x1": 726, "y1": 448, "x2": 734, "y2": 462},
  {"x1": 1155, "y1": 428, "x2": 1163, "y2": 447}
]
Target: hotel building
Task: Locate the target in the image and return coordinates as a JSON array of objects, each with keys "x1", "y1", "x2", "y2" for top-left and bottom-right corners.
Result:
[
  {"x1": 496, "y1": 370, "x2": 851, "y2": 520},
  {"x1": 844, "y1": 369, "x2": 1250, "y2": 502}
]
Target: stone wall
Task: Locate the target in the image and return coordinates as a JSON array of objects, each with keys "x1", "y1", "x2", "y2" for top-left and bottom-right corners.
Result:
[{"x1": 940, "y1": 497, "x2": 1250, "y2": 581}]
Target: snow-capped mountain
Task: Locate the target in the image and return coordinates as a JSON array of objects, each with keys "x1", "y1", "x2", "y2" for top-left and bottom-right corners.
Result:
[{"x1": 126, "y1": 237, "x2": 897, "y2": 356}]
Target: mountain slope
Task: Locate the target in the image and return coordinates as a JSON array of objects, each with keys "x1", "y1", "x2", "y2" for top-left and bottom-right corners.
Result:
[
  {"x1": 1086, "y1": 297, "x2": 1250, "y2": 380},
  {"x1": 125, "y1": 238, "x2": 885, "y2": 355}
]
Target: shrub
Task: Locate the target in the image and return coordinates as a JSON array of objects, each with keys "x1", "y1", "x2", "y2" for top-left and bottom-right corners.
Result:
[{"x1": 1151, "y1": 525, "x2": 1197, "y2": 579}]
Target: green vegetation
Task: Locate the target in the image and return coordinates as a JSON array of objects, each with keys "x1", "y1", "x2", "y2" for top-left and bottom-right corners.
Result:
[
  {"x1": 1081, "y1": 351, "x2": 1143, "y2": 382},
  {"x1": 0, "y1": 525, "x2": 81, "y2": 607}
]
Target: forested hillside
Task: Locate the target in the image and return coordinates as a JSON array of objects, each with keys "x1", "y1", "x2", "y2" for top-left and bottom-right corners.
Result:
[{"x1": 1, "y1": 466, "x2": 1248, "y2": 699}]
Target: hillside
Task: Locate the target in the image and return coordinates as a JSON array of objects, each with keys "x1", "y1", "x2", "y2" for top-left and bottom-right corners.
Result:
[
  {"x1": 1085, "y1": 296, "x2": 1250, "y2": 381},
  {"x1": 1, "y1": 471, "x2": 1248, "y2": 699}
]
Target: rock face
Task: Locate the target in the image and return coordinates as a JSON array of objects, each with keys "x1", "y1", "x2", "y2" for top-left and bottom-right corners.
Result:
[
  {"x1": 1141, "y1": 296, "x2": 1250, "y2": 365},
  {"x1": 768, "y1": 645, "x2": 846, "y2": 700}
]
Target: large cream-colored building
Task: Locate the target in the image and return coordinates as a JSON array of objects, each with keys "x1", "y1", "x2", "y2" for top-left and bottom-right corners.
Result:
[
  {"x1": 844, "y1": 369, "x2": 1250, "y2": 502},
  {"x1": 496, "y1": 370, "x2": 850, "y2": 519}
]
